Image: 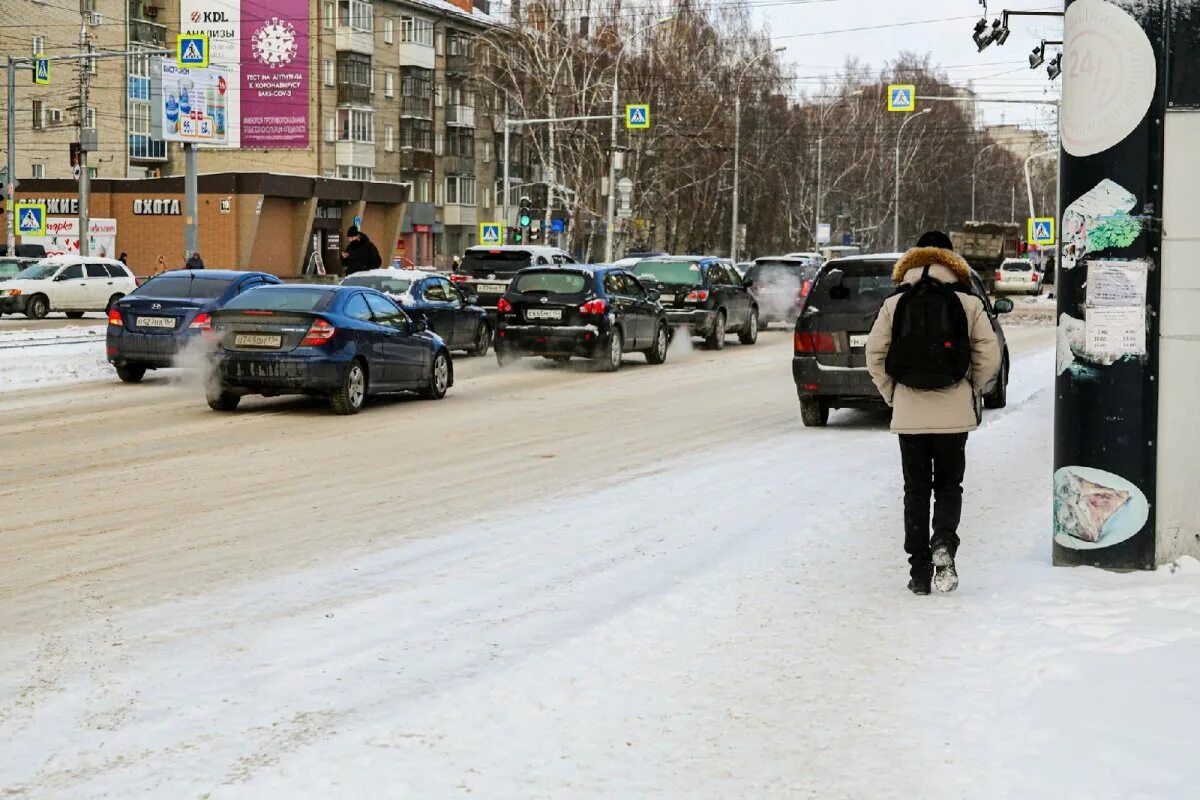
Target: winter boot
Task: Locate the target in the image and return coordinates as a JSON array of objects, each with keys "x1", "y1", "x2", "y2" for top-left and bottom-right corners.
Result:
[
  {"x1": 907, "y1": 569, "x2": 932, "y2": 595},
  {"x1": 932, "y1": 545, "x2": 959, "y2": 593}
]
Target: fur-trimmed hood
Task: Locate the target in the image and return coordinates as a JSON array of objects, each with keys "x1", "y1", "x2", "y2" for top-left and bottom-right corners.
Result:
[{"x1": 892, "y1": 247, "x2": 972, "y2": 285}]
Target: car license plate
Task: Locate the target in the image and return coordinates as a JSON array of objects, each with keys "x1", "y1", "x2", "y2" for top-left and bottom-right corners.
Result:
[
  {"x1": 234, "y1": 334, "x2": 283, "y2": 348},
  {"x1": 478, "y1": 283, "x2": 508, "y2": 295},
  {"x1": 138, "y1": 316, "x2": 175, "y2": 329},
  {"x1": 659, "y1": 294, "x2": 676, "y2": 304},
  {"x1": 849, "y1": 334, "x2": 869, "y2": 348},
  {"x1": 526, "y1": 308, "x2": 562, "y2": 321}
]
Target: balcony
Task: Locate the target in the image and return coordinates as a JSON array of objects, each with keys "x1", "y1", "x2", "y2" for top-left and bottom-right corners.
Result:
[
  {"x1": 398, "y1": 41, "x2": 434, "y2": 70},
  {"x1": 128, "y1": 134, "x2": 166, "y2": 161},
  {"x1": 443, "y1": 204, "x2": 477, "y2": 227},
  {"x1": 446, "y1": 52, "x2": 473, "y2": 76},
  {"x1": 335, "y1": 141, "x2": 376, "y2": 168},
  {"x1": 337, "y1": 82, "x2": 371, "y2": 106},
  {"x1": 443, "y1": 155, "x2": 475, "y2": 175},
  {"x1": 130, "y1": 18, "x2": 166, "y2": 46},
  {"x1": 400, "y1": 96, "x2": 432, "y2": 118},
  {"x1": 336, "y1": 26, "x2": 373, "y2": 56},
  {"x1": 400, "y1": 150, "x2": 435, "y2": 171},
  {"x1": 446, "y1": 105, "x2": 476, "y2": 128}
]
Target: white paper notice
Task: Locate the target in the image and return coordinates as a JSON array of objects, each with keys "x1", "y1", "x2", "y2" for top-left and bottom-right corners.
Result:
[
  {"x1": 1087, "y1": 260, "x2": 1149, "y2": 307},
  {"x1": 1086, "y1": 306, "x2": 1146, "y2": 358}
]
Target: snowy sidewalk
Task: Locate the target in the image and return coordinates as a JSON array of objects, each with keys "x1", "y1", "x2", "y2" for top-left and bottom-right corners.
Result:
[
  {"x1": 0, "y1": 325, "x2": 111, "y2": 393},
  {"x1": 2, "y1": 345, "x2": 1199, "y2": 798}
]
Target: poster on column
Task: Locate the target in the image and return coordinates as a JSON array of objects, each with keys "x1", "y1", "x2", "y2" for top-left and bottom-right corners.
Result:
[{"x1": 179, "y1": 0, "x2": 309, "y2": 149}]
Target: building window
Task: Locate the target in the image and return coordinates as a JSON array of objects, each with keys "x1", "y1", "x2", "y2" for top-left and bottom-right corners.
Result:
[
  {"x1": 481, "y1": 141, "x2": 492, "y2": 164},
  {"x1": 338, "y1": 107, "x2": 373, "y2": 142},
  {"x1": 31, "y1": 164, "x2": 45, "y2": 179},
  {"x1": 384, "y1": 72, "x2": 394, "y2": 98},
  {"x1": 339, "y1": 166, "x2": 374, "y2": 180},
  {"x1": 338, "y1": 0, "x2": 373, "y2": 32},
  {"x1": 324, "y1": 114, "x2": 336, "y2": 142},
  {"x1": 383, "y1": 18, "x2": 393, "y2": 44},
  {"x1": 400, "y1": 119, "x2": 432, "y2": 150},
  {"x1": 85, "y1": 107, "x2": 96, "y2": 129},
  {"x1": 446, "y1": 128, "x2": 473, "y2": 158},
  {"x1": 32, "y1": 36, "x2": 44, "y2": 56},
  {"x1": 129, "y1": 101, "x2": 151, "y2": 136},
  {"x1": 323, "y1": 1, "x2": 335, "y2": 30},
  {"x1": 31, "y1": 99, "x2": 44, "y2": 130},
  {"x1": 384, "y1": 124, "x2": 394, "y2": 152},
  {"x1": 445, "y1": 176, "x2": 476, "y2": 206},
  {"x1": 323, "y1": 59, "x2": 334, "y2": 86},
  {"x1": 399, "y1": 16, "x2": 433, "y2": 46}
]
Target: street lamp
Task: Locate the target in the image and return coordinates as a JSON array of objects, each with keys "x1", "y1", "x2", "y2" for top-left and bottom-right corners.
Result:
[
  {"x1": 814, "y1": 88, "x2": 865, "y2": 249},
  {"x1": 730, "y1": 46, "x2": 786, "y2": 264},
  {"x1": 604, "y1": 16, "x2": 673, "y2": 263},
  {"x1": 893, "y1": 107, "x2": 932, "y2": 252},
  {"x1": 971, "y1": 141, "x2": 1004, "y2": 221}
]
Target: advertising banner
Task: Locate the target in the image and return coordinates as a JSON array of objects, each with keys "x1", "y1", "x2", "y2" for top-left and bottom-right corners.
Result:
[
  {"x1": 179, "y1": 0, "x2": 309, "y2": 149},
  {"x1": 161, "y1": 63, "x2": 230, "y2": 145},
  {"x1": 24, "y1": 218, "x2": 118, "y2": 259}
]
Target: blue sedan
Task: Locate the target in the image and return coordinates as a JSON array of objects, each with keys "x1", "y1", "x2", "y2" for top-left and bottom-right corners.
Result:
[
  {"x1": 206, "y1": 284, "x2": 453, "y2": 415},
  {"x1": 341, "y1": 269, "x2": 492, "y2": 356},
  {"x1": 107, "y1": 269, "x2": 282, "y2": 383}
]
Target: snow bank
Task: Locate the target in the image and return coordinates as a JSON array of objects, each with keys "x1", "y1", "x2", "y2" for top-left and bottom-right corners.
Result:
[
  {"x1": 0, "y1": 325, "x2": 112, "y2": 393},
  {"x1": 2, "y1": 346, "x2": 1198, "y2": 798}
]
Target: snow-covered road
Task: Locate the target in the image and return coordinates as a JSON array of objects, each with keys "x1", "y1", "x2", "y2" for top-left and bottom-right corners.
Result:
[{"x1": 2, "y1": 345, "x2": 1198, "y2": 798}]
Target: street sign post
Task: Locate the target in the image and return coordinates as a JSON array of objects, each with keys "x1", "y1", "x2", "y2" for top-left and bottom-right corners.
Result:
[
  {"x1": 34, "y1": 57, "x2": 50, "y2": 85},
  {"x1": 176, "y1": 34, "x2": 209, "y2": 69},
  {"x1": 887, "y1": 84, "x2": 916, "y2": 112},
  {"x1": 15, "y1": 202, "x2": 47, "y2": 237},
  {"x1": 479, "y1": 221, "x2": 504, "y2": 246},
  {"x1": 1029, "y1": 216, "x2": 1056, "y2": 246},
  {"x1": 625, "y1": 104, "x2": 651, "y2": 130}
]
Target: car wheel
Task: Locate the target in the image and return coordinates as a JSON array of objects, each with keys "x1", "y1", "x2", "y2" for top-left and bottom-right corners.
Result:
[
  {"x1": 206, "y1": 386, "x2": 241, "y2": 411},
  {"x1": 115, "y1": 364, "x2": 146, "y2": 384},
  {"x1": 330, "y1": 359, "x2": 367, "y2": 415},
  {"x1": 800, "y1": 397, "x2": 829, "y2": 427},
  {"x1": 422, "y1": 351, "x2": 450, "y2": 400},
  {"x1": 595, "y1": 329, "x2": 623, "y2": 372},
  {"x1": 739, "y1": 307, "x2": 759, "y2": 345},
  {"x1": 705, "y1": 311, "x2": 727, "y2": 350},
  {"x1": 469, "y1": 322, "x2": 491, "y2": 357},
  {"x1": 645, "y1": 324, "x2": 669, "y2": 365},
  {"x1": 26, "y1": 294, "x2": 49, "y2": 320},
  {"x1": 106, "y1": 294, "x2": 124, "y2": 312},
  {"x1": 985, "y1": 355, "x2": 1009, "y2": 409},
  {"x1": 65, "y1": 311, "x2": 85, "y2": 320}
]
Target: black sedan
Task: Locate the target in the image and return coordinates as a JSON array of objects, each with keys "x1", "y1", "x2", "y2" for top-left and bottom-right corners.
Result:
[
  {"x1": 494, "y1": 265, "x2": 669, "y2": 371},
  {"x1": 341, "y1": 269, "x2": 492, "y2": 356},
  {"x1": 206, "y1": 284, "x2": 453, "y2": 415},
  {"x1": 107, "y1": 269, "x2": 282, "y2": 383}
]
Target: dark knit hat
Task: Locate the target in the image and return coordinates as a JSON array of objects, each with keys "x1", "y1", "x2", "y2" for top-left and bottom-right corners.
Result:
[
  {"x1": 916, "y1": 230, "x2": 954, "y2": 251},
  {"x1": 347, "y1": 225, "x2": 360, "y2": 237}
]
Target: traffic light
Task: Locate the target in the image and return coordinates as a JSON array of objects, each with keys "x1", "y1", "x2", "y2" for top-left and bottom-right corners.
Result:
[
  {"x1": 518, "y1": 196, "x2": 532, "y2": 229},
  {"x1": 511, "y1": 228, "x2": 524, "y2": 244}
]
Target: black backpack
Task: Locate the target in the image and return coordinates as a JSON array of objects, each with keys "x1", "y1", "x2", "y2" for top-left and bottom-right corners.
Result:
[{"x1": 885, "y1": 266, "x2": 972, "y2": 389}]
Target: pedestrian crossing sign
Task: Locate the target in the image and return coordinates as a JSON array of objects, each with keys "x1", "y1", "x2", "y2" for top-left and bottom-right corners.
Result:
[
  {"x1": 479, "y1": 222, "x2": 504, "y2": 245},
  {"x1": 1029, "y1": 216, "x2": 1056, "y2": 246},
  {"x1": 626, "y1": 104, "x2": 651, "y2": 130},
  {"x1": 15, "y1": 202, "x2": 46, "y2": 236},
  {"x1": 887, "y1": 84, "x2": 916, "y2": 112},
  {"x1": 34, "y1": 57, "x2": 50, "y2": 85},
  {"x1": 176, "y1": 33, "x2": 209, "y2": 68}
]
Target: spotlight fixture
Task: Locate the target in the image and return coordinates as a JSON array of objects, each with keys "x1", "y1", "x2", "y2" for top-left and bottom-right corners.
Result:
[
  {"x1": 1030, "y1": 43, "x2": 1045, "y2": 69},
  {"x1": 1047, "y1": 53, "x2": 1062, "y2": 80}
]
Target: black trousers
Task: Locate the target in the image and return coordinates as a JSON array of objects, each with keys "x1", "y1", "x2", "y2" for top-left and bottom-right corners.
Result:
[{"x1": 899, "y1": 433, "x2": 968, "y2": 578}]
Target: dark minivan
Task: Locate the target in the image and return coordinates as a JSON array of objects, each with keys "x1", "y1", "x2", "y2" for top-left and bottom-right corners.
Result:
[
  {"x1": 494, "y1": 265, "x2": 669, "y2": 371},
  {"x1": 451, "y1": 245, "x2": 575, "y2": 320},
  {"x1": 630, "y1": 256, "x2": 758, "y2": 349},
  {"x1": 792, "y1": 255, "x2": 1013, "y2": 427}
]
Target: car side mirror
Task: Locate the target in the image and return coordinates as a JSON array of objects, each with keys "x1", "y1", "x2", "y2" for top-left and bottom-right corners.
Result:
[
  {"x1": 743, "y1": 279, "x2": 754, "y2": 289},
  {"x1": 464, "y1": 294, "x2": 479, "y2": 305},
  {"x1": 646, "y1": 289, "x2": 660, "y2": 301},
  {"x1": 414, "y1": 316, "x2": 429, "y2": 332},
  {"x1": 54, "y1": 273, "x2": 68, "y2": 281},
  {"x1": 993, "y1": 297, "x2": 1014, "y2": 314}
]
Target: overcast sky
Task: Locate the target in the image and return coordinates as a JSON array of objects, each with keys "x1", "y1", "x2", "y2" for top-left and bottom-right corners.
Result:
[{"x1": 755, "y1": 0, "x2": 1064, "y2": 130}]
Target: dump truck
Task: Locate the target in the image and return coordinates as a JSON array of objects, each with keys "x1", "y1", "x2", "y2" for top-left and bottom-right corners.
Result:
[{"x1": 950, "y1": 222, "x2": 1023, "y2": 294}]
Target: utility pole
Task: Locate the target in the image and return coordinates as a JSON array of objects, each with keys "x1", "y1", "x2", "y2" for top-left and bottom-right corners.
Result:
[
  {"x1": 6, "y1": 57, "x2": 17, "y2": 257},
  {"x1": 814, "y1": 134, "x2": 822, "y2": 249},
  {"x1": 604, "y1": 78, "x2": 618, "y2": 262},
  {"x1": 77, "y1": 0, "x2": 91, "y2": 256},
  {"x1": 730, "y1": 95, "x2": 741, "y2": 262}
]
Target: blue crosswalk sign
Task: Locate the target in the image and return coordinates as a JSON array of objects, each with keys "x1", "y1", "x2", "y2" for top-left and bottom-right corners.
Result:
[
  {"x1": 16, "y1": 203, "x2": 46, "y2": 236},
  {"x1": 887, "y1": 84, "x2": 915, "y2": 112},
  {"x1": 1028, "y1": 216, "x2": 1056, "y2": 246},
  {"x1": 479, "y1": 222, "x2": 503, "y2": 245},
  {"x1": 34, "y1": 58, "x2": 50, "y2": 85},
  {"x1": 626, "y1": 104, "x2": 650, "y2": 130},
  {"x1": 177, "y1": 34, "x2": 209, "y2": 68}
]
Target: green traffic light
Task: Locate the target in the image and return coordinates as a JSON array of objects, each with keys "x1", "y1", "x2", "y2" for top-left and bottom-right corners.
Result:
[{"x1": 519, "y1": 214, "x2": 531, "y2": 227}]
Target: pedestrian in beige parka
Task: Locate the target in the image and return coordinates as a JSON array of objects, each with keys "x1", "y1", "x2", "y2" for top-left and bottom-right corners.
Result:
[{"x1": 865, "y1": 231, "x2": 1001, "y2": 595}]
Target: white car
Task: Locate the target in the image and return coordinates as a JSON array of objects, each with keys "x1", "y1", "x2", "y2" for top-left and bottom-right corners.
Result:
[
  {"x1": 0, "y1": 255, "x2": 137, "y2": 319},
  {"x1": 994, "y1": 258, "x2": 1043, "y2": 295}
]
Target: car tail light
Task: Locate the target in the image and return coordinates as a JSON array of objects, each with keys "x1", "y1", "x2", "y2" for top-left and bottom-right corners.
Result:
[
  {"x1": 449, "y1": 274, "x2": 469, "y2": 283},
  {"x1": 802, "y1": 383, "x2": 820, "y2": 392},
  {"x1": 107, "y1": 308, "x2": 123, "y2": 326},
  {"x1": 189, "y1": 312, "x2": 212, "y2": 332},
  {"x1": 300, "y1": 318, "x2": 336, "y2": 346},
  {"x1": 1031, "y1": 272, "x2": 1039, "y2": 282},
  {"x1": 244, "y1": 309, "x2": 274, "y2": 316},
  {"x1": 995, "y1": 271, "x2": 1003, "y2": 283},
  {"x1": 135, "y1": 276, "x2": 146, "y2": 287},
  {"x1": 497, "y1": 297, "x2": 513, "y2": 314},
  {"x1": 685, "y1": 290, "x2": 709, "y2": 303},
  {"x1": 797, "y1": 280, "x2": 813, "y2": 304},
  {"x1": 578, "y1": 298, "x2": 607, "y2": 315},
  {"x1": 794, "y1": 331, "x2": 836, "y2": 353}
]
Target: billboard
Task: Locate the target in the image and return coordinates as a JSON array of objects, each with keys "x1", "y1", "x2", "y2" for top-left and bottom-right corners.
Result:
[
  {"x1": 24, "y1": 218, "x2": 118, "y2": 259},
  {"x1": 179, "y1": 0, "x2": 309, "y2": 149},
  {"x1": 161, "y1": 63, "x2": 229, "y2": 145}
]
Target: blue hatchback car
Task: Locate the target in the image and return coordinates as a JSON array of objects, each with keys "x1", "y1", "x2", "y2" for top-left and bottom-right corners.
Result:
[
  {"x1": 207, "y1": 284, "x2": 453, "y2": 415},
  {"x1": 107, "y1": 269, "x2": 282, "y2": 383}
]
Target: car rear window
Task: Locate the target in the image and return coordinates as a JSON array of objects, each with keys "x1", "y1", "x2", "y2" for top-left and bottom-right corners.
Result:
[
  {"x1": 460, "y1": 250, "x2": 532, "y2": 277},
  {"x1": 809, "y1": 262, "x2": 897, "y2": 316},
  {"x1": 223, "y1": 287, "x2": 334, "y2": 312},
  {"x1": 105, "y1": 264, "x2": 129, "y2": 278},
  {"x1": 512, "y1": 271, "x2": 588, "y2": 295},
  {"x1": 134, "y1": 275, "x2": 235, "y2": 300},
  {"x1": 746, "y1": 262, "x2": 810, "y2": 282},
  {"x1": 1002, "y1": 261, "x2": 1032, "y2": 271},
  {"x1": 631, "y1": 260, "x2": 704, "y2": 286},
  {"x1": 342, "y1": 275, "x2": 413, "y2": 294}
]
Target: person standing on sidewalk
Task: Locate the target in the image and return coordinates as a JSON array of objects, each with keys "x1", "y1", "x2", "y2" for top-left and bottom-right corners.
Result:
[{"x1": 865, "y1": 231, "x2": 1001, "y2": 595}]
